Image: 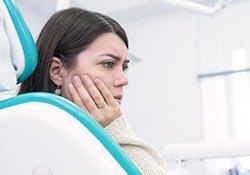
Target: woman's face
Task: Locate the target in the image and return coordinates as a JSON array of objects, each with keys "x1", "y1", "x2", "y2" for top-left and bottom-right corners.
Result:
[{"x1": 60, "y1": 33, "x2": 129, "y2": 105}]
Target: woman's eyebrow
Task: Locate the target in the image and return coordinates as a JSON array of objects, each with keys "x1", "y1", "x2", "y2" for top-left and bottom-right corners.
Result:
[
  {"x1": 100, "y1": 53, "x2": 120, "y2": 60},
  {"x1": 99, "y1": 53, "x2": 130, "y2": 63}
]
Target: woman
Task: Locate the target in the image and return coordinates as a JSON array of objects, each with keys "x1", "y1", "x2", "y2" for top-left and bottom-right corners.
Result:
[{"x1": 19, "y1": 8, "x2": 167, "y2": 175}]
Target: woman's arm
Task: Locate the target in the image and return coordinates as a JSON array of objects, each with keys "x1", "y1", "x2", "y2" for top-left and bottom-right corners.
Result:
[{"x1": 105, "y1": 114, "x2": 168, "y2": 175}]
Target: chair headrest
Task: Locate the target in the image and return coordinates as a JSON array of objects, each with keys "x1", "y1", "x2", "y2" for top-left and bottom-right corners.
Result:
[{"x1": 0, "y1": 0, "x2": 37, "y2": 92}]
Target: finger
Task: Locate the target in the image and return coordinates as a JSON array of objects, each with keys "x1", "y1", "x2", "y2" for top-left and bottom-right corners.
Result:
[
  {"x1": 82, "y1": 75, "x2": 107, "y2": 108},
  {"x1": 68, "y1": 83, "x2": 89, "y2": 113},
  {"x1": 72, "y1": 75, "x2": 97, "y2": 111},
  {"x1": 94, "y1": 79, "x2": 118, "y2": 107}
]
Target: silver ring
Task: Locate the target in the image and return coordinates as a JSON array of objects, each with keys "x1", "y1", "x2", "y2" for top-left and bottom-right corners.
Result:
[{"x1": 96, "y1": 101, "x2": 106, "y2": 109}]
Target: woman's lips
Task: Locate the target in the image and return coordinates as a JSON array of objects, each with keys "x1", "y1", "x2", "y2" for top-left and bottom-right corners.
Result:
[
  {"x1": 114, "y1": 95, "x2": 123, "y2": 105},
  {"x1": 115, "y1": 98, "x2": 122, "y2": 105}
]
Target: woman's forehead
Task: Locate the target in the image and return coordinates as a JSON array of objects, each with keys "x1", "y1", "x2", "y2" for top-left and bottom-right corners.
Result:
[{"x1": 77, "y1": 33, "x2": 128, "y2": 61}]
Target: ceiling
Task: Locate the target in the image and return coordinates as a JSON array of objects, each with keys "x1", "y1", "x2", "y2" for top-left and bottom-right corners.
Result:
[{"x1": 15, "y1": 0, "x2": 226, "y2": 23}]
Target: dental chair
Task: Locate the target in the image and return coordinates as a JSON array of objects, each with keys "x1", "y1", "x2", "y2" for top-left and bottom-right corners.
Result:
[{"x1": 0, "y1": 0, "x2": 141, "y2": 174}]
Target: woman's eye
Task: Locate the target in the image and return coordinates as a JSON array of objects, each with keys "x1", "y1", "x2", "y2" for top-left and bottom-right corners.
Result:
[
  {"x1": 123, "y1": 65, "x2": 129, "y2": 73},
  {"x1": 102, "y1": 62, "x2": 114, "y2": 69}
]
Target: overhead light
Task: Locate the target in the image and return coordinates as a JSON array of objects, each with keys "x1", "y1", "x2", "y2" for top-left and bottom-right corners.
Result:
[{"x1": 157, "y1": 0, "x2": 230, "y2": 16}]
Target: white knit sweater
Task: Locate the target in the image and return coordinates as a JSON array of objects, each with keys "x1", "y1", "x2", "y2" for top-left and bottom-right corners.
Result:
[{"x1": 105, "y1": 114, "x2": 168, "y2": 175}]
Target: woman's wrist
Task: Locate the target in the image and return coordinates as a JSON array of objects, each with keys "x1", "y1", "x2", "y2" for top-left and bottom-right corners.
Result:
[{"x1": 105, "y1": 114, "x2": 136, "y2": 142}]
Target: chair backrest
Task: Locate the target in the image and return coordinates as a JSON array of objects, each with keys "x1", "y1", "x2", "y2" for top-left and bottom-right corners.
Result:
[{"x1": 0, "y1": 93, "x2": 142, "y2": 175}]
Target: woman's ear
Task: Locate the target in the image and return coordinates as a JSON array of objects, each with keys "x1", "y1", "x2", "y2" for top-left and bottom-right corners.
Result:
[{"x1": 49, "y1": 57, "x2": 67, "y2": 85}]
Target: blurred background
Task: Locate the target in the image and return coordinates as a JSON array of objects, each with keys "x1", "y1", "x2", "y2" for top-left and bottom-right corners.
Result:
[{"x1": 12, "y1": 0, "x2": 250, "y2": 174}]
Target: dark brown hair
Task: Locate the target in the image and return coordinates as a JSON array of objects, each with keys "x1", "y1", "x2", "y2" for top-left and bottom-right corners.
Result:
[{"x1": 18, "y1": 8, "x2": 128, "y2": 94}]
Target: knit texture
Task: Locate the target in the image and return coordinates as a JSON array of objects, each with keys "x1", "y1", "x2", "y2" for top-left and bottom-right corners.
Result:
[{"x1": 105, "y1": 114, "x2": 168, "y2": 175}]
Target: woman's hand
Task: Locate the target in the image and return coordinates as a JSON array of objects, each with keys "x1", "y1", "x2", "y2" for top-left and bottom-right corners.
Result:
[{"x1": 68, "y1": 75, "x2": 123, "y2": 127}]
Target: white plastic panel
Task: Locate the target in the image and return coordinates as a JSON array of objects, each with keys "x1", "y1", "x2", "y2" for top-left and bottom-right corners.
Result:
[
  {"x1": 0, "y1": 0, "x2": 25, "y2": 78},
  {"x1": 0, "y1": 2, "x2": 16, "y2": 91},
  {"x1": 0, "y1": 102, "x2": 127, "y2": 175}
]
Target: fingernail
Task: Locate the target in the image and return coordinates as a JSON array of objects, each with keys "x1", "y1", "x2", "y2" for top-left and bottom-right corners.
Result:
[
  {"x1": 73, "y1": 76, "x2": 79, "y2": 82},
  {"x1": 82, "y1": 75, "x2": 89, "y2": 82},
  {"x1": 68, "y1": 83, "x2": 73, "y2": 89},
  {"x1": 95, "y1": 79, "x2": 101, "y2": 85}
]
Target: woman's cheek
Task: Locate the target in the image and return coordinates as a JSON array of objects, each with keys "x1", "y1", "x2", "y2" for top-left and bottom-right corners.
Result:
[
  {"x1": 91, "y1": 75, "x2": 111, "y2": 90},
  {"x1": 61, "y1": 77, "x2": 73, "y2": 101}
]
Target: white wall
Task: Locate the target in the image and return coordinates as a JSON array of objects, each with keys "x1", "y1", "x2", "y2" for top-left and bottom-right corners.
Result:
[
  {"x1": 120, "y1": 1, "x2": 250, "y2": 174},
  {"x1": 120, "y1": 10, "x2": 205, "y2": 174},
  {"x1": 122, "y1": 11, "x2": 203, "y2": 149},
  {"x1": 15, "y1": 0, "x2": 50, "y2": 39},
  {"x1": 197, "y1": 1, "x2": 250, "y2": 175},
  {"x1": 198, "y1": 0, "x2": 250, "y2": 74},
  {"x1": 197, "y1": 0, "x2": 250, "y2": 144}
]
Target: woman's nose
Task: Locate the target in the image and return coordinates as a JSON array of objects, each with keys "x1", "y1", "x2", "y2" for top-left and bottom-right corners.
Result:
[{"x1": 114, "y1": 71, "x2": 129, "y2": 87}]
